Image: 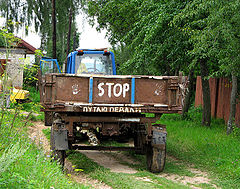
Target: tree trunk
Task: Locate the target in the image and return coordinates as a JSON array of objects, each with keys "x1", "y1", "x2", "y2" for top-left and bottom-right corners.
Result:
[
  {"x1": 52, "y1": 0, "x2": 57, "y2": 59},
  {"x1": 64, "y1": 7, "x2": 72, "y2": 72},
  {"x1": 73, "y1": 31, "x2": 77, "y2": 50},
  {"x1": 227, "y1": 73, "x2": 237, "y2": 135},
  {"x1": 182, "y1": 69, "x2": 195, "y2": 118},
  {"x1": 199, "y1": 58, "x2": 211, "y2": 126}
]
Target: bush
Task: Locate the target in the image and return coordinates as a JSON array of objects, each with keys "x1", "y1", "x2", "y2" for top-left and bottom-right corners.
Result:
[{"x1": 23, "y1": 64, "x2": 39, "y2": 89}]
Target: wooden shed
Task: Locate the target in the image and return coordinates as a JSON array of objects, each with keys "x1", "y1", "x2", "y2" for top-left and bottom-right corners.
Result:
[{"x1": 0, "y1": 38, "x2": 36, "y2": 88}]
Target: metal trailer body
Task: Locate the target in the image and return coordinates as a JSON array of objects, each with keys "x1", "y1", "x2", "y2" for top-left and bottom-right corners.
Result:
[{"x1": 38, "y1": 50, "x2": 186, "y2": 172}]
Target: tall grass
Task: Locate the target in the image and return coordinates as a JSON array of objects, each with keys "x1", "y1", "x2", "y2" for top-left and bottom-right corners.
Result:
[
  {"x1": 9, "y1": 86, "x2": 44, "y2": 121},
  {"x1": 159, "y1": 107, "x2": 240, "y2": 188},
  {"x1": 0, "y1": 111, "x2": 87, "y2": 189}
]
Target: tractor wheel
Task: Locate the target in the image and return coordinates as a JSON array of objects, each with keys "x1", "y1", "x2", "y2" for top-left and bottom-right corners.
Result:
[
  {"x1": 50, "y1": 127, "x2": 66, "y2": 167},
  {"x1": 146, "y1": 143, "x2": 166, "y2": 173}
]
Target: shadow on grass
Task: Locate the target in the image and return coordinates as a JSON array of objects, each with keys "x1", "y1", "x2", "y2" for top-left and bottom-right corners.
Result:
[{"x1": 67, "y1": 150, "x2": 106, "y2": 174}]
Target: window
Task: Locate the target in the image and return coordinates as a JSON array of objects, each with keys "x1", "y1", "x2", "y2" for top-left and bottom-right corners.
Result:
[
  {"x1": 40, "y1": 60, "x2": 58, "y2": 75},
  {"x1": 75, "y1": 54, "x2": 112, "y2": 75}
]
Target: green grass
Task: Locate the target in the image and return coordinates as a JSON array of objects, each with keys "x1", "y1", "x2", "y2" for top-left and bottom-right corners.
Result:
[
  {"x1": 9, "y1": 86, "x2": 44, "y2": 121},
  {"x1": 41, "y1": 106, "x2": 240, "y2": 188},
  {"x1": 42, "y1": 128, "x2": 51, "y2": 141},
  {"x1": 159, "y1": 112, "x2": 240, "y2": 189},
  {"x1": 67, "y1": 151, "x2": 190, "y2": 189},
  {"x1": 0, "y1": 111, "x2": 87, "y2": 189},
  {"x1": 43, "y1": 128, "x2": 194, "y2": 187}
]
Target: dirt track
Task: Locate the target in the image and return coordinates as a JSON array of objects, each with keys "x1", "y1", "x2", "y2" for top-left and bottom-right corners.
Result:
[{"x1": 28, "y1": 122, "x2": 218, "y2": 189}]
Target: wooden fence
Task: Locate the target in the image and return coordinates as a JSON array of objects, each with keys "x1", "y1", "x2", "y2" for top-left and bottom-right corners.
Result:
[{"x1": 195, "y1": 76, "x2": 240, "y2": 126}]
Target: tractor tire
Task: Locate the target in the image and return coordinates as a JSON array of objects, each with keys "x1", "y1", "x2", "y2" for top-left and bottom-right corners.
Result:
[{"x1": 146, "y1": 143, "x2": 166, "y2": 173}]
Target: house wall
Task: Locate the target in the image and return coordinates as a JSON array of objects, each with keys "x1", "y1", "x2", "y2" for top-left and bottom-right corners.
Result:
[{"x1": 0, "y1": 49, "x2": 25, "y2": 88}]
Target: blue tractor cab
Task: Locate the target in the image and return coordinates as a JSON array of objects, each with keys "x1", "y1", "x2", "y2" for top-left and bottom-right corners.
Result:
[
  {"x1": 66, "y1": 49, "x2": 116, "y2": 75},
  {"x1": 40, "y1": 50, "x2": 116, "y2": 75}
]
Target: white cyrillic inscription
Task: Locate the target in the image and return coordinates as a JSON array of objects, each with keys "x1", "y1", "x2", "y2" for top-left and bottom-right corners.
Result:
[{"x1": 83, "y1": 106, "x2": 141, "y2": 113}]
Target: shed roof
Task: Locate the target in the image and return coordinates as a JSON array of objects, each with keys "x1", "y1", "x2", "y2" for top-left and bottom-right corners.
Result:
[{"x1": 16, "y1": 38, "x2": 37, "y2": 54}]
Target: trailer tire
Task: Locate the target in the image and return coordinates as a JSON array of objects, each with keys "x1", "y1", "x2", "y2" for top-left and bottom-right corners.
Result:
[
  {"x1": 50, "y1": 127, "x2": 66, "y2": 167},
  {"x1": 146, "y1": 143, "x2": 166, "y2": 173}
]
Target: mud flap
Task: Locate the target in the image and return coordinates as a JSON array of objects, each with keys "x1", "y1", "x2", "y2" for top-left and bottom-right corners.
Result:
[
  {"x1": 53, "y1": 129, "x2": 69, "y2": 150},
  {"x1": 152, "y1": 125, "x2": 167, "y2": 150},
  {"x1": 146, "y1": 124, "x2": 167, "y2": 173}
]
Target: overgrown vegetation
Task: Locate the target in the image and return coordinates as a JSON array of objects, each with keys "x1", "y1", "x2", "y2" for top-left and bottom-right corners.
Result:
[
  {"x1": 67, "y1": 151, "x2": 190, "y2": 189},
  {"x1": 0, "y1": 111, "x2": 87, "y2": 188},
  {"x1": 159, "y1": 109, "x2": 240, "y2": 188},
  {"x1": 0, "y1": 26, "x2": 86, "y2": 188}
]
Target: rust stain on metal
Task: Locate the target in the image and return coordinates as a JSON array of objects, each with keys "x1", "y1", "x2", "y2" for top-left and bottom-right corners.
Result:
[
  {"x1": 39, "y1": 73, "x2": 184, "y2": 114},
  {"x1": 55, "y1": 76, "x2": 89, "y2": 102},
  {"x1": 135, "y1": 78, "x2": 168, "y2": 104}
]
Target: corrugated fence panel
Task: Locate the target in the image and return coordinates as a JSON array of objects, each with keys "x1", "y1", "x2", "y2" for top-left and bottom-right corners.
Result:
[
  {"x1": 195, "y1": 77, "x2": 240, "y2": 126},
  {"x1": 195, "y1": 76, "x2": 203, "y2": 107},
  {"x1": 209, "y1": 78, "x2": 218, "y2": 117}
]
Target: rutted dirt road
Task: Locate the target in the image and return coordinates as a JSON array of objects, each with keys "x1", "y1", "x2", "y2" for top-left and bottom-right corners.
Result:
[{"x1": 28, "y1": 122, "x2": 218, "y2": 189}]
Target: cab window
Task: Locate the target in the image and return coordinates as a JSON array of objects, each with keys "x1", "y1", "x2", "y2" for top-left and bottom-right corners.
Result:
[
  {"x1": 75, "y1": 54, "x2": 112, "y2": 75},
  {"x1": 40, "y1": 60, "x2": 59, "y2": 75}
]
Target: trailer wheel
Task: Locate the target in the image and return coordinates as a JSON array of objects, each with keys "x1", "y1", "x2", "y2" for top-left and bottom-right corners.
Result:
[
  {"x1": 146, "y1": 143, "x2": 166, "y2": 173},
  {"x1": 50, "y1": 127, "x2": 66, "y2": 167}
]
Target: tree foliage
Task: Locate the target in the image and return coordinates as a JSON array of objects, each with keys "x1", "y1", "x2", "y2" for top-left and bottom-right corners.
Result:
[
  {"x1": 85, "y1": 0, "x2": 240, "y2": 127},
  {"x1": 85, "y1": 0, "x2": 240, "y2": 77},
  {"x1": 0, "y1": 0, "x2": 81, "y2": 65},
  {"x1": 173, "y1": 0, "x2": 240, "y2": 77},
  {"x1": 85, "y1": 0, "x2": 191, "y2": 75}
]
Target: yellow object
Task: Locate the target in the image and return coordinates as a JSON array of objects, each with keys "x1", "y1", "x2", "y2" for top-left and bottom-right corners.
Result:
[
  {"x1": 77, "y1": 63, "x2": 88, "y2": 74},
  {"x1": 10, "y1": 88, "x2": 29, "y2": 102}
]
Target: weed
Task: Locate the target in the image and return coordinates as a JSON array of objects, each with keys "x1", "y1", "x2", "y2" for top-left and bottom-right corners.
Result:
[
  {"x1": 160, "y1": 112, "x2": 240, "y2": 188},
  {"x1": 0, "y1": 111, "x2": 87, "y2": 189},
  {"x1": 67, "y1": 151, "x2": 189, "y2": 189},
  {"x1": 42, "y1": 128, "x2": 51, "y2": 141}
]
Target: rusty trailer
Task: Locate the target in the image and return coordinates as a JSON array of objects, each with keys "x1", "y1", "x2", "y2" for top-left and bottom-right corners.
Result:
[
  {"x1": 39, "y1": 73, "x2": 185, "y2": 172},
  {"x1": 38, "y1": 51, "x2": 186, "y2": 173}
]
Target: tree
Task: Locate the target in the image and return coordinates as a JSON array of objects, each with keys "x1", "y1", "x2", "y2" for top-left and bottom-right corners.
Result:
[
  {"x1": 227, "y1": 74, "x2": 238, "y2": 135},
  {"x1": 85, "y1": 0, "x2": 240, "y2": 128},
  {"x1": 65, "y1": 7, "x2": 73, "y2": 72},
  {"x1": 182, "y1": 69, "x2": 195, "y2": 118},
  {"x1": 173, "y1": 0, "x2": 219, "y2": 126},
  {"x1": 51, "y1": 0, "x2": 56, "y2": 59},
  {"x1": 174, "y1": 0, "x2": 240, "y2": 127},
  {"x1": 0, "y1": 0, "x2": 81, "y2": 65},
  {"x1": 85, "y1": 0, "x2": 191, "y2": 76},
  {"x1": 86, "y1": 0, "x2": 140, "y2": 45}
]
